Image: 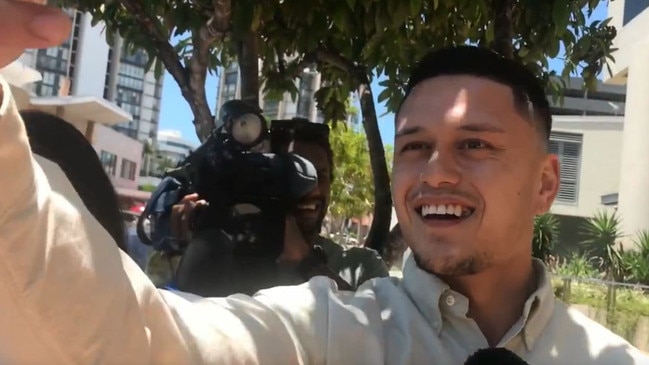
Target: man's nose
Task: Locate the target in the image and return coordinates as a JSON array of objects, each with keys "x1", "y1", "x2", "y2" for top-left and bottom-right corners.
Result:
[
  {"x1": 419, "y1": 150, "x2": 461, "y2": 187},
  {"x1": 306, "y1": 183, "x2": 322, "y2": 199}
]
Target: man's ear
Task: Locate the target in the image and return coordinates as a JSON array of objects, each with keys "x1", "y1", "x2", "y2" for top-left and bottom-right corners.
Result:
[{"x1": 536, "y1": 153, "x2": 560, "y2": 215}]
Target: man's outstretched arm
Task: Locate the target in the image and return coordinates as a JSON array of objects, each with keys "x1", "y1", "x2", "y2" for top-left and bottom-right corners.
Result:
[{"x1": 0, "y1": 77, "x2": 310, "y2": 364}]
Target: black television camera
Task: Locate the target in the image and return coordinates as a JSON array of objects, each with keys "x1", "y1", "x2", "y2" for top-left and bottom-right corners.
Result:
[{"x1": 136, "y1": 100, "x2": 320, "y2": 295}]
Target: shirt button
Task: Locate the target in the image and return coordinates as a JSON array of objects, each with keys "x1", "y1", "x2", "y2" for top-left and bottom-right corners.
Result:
[{"x1": 445, "y1": 295, "x2": 455, "y2": 306}]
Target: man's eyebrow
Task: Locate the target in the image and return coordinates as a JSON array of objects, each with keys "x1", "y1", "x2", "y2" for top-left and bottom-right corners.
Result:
[
  {"x1": 457, "y1": 122, "x2": 505, "y2": 133},
  {"x1": 395, "y1": 126, "x2": 421, "y2": 138}
]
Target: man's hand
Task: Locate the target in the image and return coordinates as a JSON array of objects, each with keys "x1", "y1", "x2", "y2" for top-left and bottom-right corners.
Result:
[
  {"x1": 0, "y1": 0, "x2": 72, "y2": 68},
  {"x1": 170, "y1": 193, "x2": 207, "y2": 241}
]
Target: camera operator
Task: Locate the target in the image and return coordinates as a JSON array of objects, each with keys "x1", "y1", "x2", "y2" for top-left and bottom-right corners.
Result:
[{"x1": 145, "y1": 119, "x2": 389, "y2": 290}]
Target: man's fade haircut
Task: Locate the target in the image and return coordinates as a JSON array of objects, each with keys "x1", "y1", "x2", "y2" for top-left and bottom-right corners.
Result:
[{"x1": 399, "y1": 45, "x2": 552, "y2": 143}]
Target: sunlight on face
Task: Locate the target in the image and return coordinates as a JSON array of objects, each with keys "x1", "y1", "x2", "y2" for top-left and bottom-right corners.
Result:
[{"x1": 445, "y1": 89, "x2": 468, "y2": 122}]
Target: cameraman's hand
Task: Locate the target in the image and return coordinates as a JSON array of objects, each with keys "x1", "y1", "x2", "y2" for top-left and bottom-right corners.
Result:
[
  {"x1": 170, "y1": 193, "x2": 207, "y2": 241},
  {"x1": 0, "y1": 0, "x2": 72, "y2": 68},
  {"x1": 277, "y1": 215, "x2": 311, "y2": 264}
]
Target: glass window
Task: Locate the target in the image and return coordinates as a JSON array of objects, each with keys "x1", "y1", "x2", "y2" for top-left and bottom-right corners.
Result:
[
  {"x1": 120, "y1": 159, "x2": 137, "y2": 180},
  {"x1": 624, "y1": 0, "x2": 649, "y2": 25},
  {"x1": 100, "y1": 151, "x2": 118, "y2": 176},
  {"x1": 225, "y1": 71, "x2": 238, "y2": 85},
  {"x1": 548, "y1": 132, "x2": 583, "y2": 204}
]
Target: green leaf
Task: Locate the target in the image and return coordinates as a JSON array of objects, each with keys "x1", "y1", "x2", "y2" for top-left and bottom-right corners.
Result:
[
  {"x1": 409, "y1": 0, "x2": 422, "y2": 16},
  {"x1": 601, "y1": 17, "x2": 612, "y2": 28},
  {"x1": 606, "y1": 63, "x2": 613, "y2": 79},
  {"x1": 552, "y1": 2, "x2": 571, "y2": 37},
  {"x1": 584, "y1": 74, "x2": 598, "y2": 92},
  {"x1": 392, "y1": 0, "x2": 411, "y2": 28},
  {"x1": 153, "y1": 58, "x2": 165, "y2": 80},
  {"x1": 251, "y1": 5, "x2": 263, "y2": 32},
  {"x1": 377, "y1": 88, "x2": 391, "y2": 103},
  {"x1": 144, "y1": 51, "x2": 156, "y2": 73},
  {"x1": 485, "y1": 21, "x2": 495, "y2": 44},
  {"x1": 547, "y1": 38, "x2": 561, "y2": 58}
]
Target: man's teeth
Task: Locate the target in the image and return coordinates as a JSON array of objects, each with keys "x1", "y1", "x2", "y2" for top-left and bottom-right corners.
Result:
[
  {"x1": 421, "y1": 204, "x2": 469, "y2": 217},
  {"x1": 298, "y1": 203, "x2": 317, "y2": 210}
]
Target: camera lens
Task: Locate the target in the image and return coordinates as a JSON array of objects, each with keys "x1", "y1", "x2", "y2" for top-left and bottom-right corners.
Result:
[{"x1": 231, "y1": 113, "x2": 263, "y2": 146}]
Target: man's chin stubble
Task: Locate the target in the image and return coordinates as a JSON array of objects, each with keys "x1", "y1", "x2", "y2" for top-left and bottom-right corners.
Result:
[{"x1": 413, "y1": 252, "x2": 483, "y2": 276}]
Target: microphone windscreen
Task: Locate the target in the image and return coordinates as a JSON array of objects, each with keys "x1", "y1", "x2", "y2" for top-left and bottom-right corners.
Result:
[{"x1": 464, "y1": 348, "x2": 530, "y2": 365}]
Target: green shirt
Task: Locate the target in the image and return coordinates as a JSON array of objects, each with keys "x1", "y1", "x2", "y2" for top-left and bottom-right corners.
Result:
[
  {"x1": 145, "y1": 236, "x2": 389, "y2": 290},
  {"x1": 315, "y1": 236, "x2": 389, "y2": 289}
]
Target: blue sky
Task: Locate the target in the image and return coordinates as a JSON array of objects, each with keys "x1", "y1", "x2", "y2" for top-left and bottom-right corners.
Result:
[{"x1": 158, "y1": 3, "x2": 608, "y2": 147}]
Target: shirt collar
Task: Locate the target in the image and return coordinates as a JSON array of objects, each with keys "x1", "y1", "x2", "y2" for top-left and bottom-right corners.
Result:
[
  {"x1": 401, "y1": 254, "x2": 554, "y2": 350},
  {"x1": 401, "y1": 253, "x2": 449, "y2": 334},
  {"x1": 521, "y1": 259, "x2": 555, "y2": 350}
]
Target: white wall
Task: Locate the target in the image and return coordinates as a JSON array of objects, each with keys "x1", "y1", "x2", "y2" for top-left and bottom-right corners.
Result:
[
  {"x1": 72, "y1": 13, "x2": 110, "y2": 97},
  {"x1": 550, "y1": 117, "x2": 623, "y2": 218},
  {"x1": 606, "y1": 0, "x2": 649, "y2": 83}
]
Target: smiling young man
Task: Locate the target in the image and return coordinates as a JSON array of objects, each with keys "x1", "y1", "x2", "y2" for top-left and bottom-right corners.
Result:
[
  {"x1": 2, "y1": 40, "x2": 648, "y2": 364},
  {"x1": 391, "y1": 49, "x2": 558, "y2": 345},
  {"x1": 284, "y1": 120, "x2": 390, "y2": 289}
]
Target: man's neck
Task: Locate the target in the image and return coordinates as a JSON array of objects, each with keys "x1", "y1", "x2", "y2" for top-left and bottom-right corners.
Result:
[{"x1": 441, "y1": 258, "x2": 536, "y2": 346}]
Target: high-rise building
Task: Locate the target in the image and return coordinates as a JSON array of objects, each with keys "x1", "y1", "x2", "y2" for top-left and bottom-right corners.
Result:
[
  {"x1": 18, "y1": 9, "x2": 164, "y2": 166},
  {"x1": 104, "y1": 37, "x2": 164, "y2": 145},
  {"x1": 215, "y1": 62, "x2": 324, "y2": 125},
  {"x1": 16, "y1": 9, "x2": 164, "y2": 204}
]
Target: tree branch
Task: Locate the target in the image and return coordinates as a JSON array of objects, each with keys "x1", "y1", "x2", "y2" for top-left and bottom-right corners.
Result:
[
  {"x1": 237, "y1": 33, "x2": 261, "y2": 106},
  {"x1": 315, "y1": 45, "x2": 366, "y2": 84},
  {"x1": 208, "y1": 0, "x2": 231, "y2": 38},
  {"x1": 491, "y1": 0, "x2": 514, "y2": 58},
  {"x1": 118, "y1": 0, "x2": 216, "y2": 141},
  {"x1": 285, "y1": 52, "x2": 318, "y2": 79},
  {"x1": 189, "y1": 25, "x2": 219, "y2": 139},
  {"x1": 118, "y1": 1, "x2": 189, "y2": 92}
]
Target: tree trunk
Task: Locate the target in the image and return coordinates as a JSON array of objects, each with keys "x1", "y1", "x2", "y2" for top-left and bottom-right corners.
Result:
[
  {"x1": 237, "y1": 33, "x2": 260, "y2": 106},
  {"x1": 358, "y1": 82, "x2": 392, "y2": 254},
  {"x1": 189, "y1": 28, "x2": 218, "y2": 142},
  {"x1": 491, "y1": 0, "x2": 515, "y2": 58},
  {"x1": 184, "y1": 80, "x2": 215, "y2": 143}
]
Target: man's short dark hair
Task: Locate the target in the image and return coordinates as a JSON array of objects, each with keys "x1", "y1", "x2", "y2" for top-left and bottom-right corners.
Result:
[{"x1": 398, "y1": 46, "x2": 552, "y2": 142}]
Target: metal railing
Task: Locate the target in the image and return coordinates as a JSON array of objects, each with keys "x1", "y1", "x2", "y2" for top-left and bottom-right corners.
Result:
[{"x1": 551, "y1": 274, "x2": 649, "y2": 350}]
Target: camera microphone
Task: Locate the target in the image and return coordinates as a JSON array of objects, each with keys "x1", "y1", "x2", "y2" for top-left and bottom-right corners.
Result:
[{"x1": 464, "y1": 348, "x2": 530, "y2": 365}]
